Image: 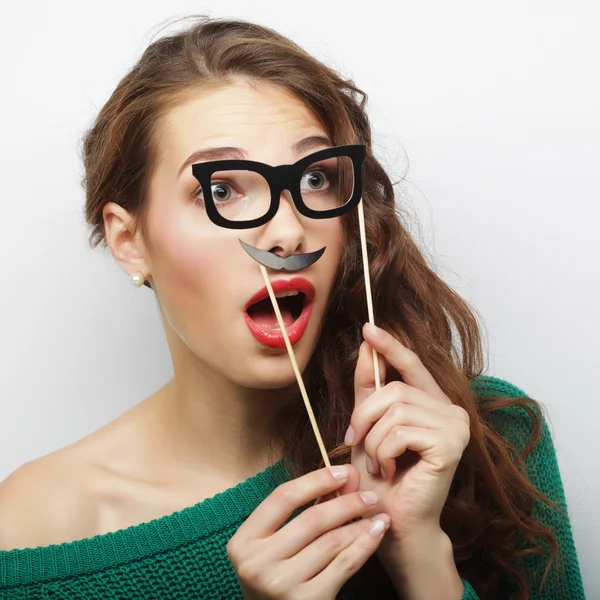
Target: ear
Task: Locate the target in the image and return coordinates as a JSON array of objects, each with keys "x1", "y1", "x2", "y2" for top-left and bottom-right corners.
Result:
[{"x1": 103, "y1": 202, "x2": 151, "y2": 282}]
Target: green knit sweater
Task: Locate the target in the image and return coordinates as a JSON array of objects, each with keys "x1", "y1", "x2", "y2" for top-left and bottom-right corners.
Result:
[{"x1": 0, "y1": 377, "x2": 586, "y2": 599}]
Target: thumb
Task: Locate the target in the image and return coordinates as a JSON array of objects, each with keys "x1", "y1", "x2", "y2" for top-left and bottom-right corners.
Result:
[{"x1": 353, "y1": 340, "x2": 386, "y2": 407}]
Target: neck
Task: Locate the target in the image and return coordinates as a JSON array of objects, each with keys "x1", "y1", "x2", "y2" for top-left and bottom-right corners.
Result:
[{"x1": 144, "y1": 358, "x2": 295, "y2": 481}]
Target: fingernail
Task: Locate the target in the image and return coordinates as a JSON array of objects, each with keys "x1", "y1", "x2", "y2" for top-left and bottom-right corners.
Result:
[
  {"x1": 380, "y1": 466, "x2": 386, "y2": 479},
  {"x1": 360, "y1": 491, "x2": 379, "y2": 505},
  {"x1": 344, "y1": 425, "x2": 355, "y2": 445},
  {"x1": 369, "y1": 513, "x2": 390, "y2": 536},
  {"x1": 366, "y1": 455, "x2": 378, "y2": 475},
  {"x1": 330, "y1": 465, "x2": 350, "y2": 480},
  {"x1": 365, "y1": 323, "x2": 381, "y2": 337}
]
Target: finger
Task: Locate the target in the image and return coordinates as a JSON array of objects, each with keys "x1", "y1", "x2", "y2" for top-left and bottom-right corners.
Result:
[
  {"x1": 353, "y1": 340, "x2": 387, "y2": 407},
  {"x1": 362, "y1": 323, "x2": 447, "y2": 401},
  {"x1": 376, "y1": 426, "x2": 468, "y2": 481},
  {"x1": 236, "y1": 465, "x2": 357, "y2": 540},
  {"x1": 314, "y1": 464, "x2": 360, "y2": 506},
  {"x1": 348, "y1": 381, "x2": 451, "y2": 448},
  {"x1": 362, "y1": 403, "x2": 448, "y2": 475},
  {"x1": 285, "y1": 512, "x2": 390, "y2": 583},
  {"x1": 269, "y1": 488, "x2": 383, "y2": 559},
  {"x1": 302, "y1": 513, "x2": 391, "y2": 595}
]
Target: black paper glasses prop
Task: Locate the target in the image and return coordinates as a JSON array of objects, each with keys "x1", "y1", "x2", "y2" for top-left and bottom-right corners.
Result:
[
  {"x1": 191, "y1": 144, "x2": 366, "y2": 229},
  {"x1": 191, "y1": 144, "x2": 381, "y2": 470}
]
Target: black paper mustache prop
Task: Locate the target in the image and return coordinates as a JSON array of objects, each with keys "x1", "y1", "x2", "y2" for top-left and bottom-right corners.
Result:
[{"x1": 239, "y1": 240, "x2": 326, "y2": 271}]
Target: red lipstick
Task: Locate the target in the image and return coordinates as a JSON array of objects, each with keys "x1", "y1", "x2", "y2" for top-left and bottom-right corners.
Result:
[{"x1": 244, "y1": 277, "x2": 316, "y2": 348}]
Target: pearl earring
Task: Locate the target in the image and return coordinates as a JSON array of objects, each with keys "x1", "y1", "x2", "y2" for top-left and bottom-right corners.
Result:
[{"x1": 129, "y1": 272, "x2": 145, "y2": 287}]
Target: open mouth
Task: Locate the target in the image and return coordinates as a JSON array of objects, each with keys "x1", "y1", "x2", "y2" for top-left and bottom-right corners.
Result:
[
  {"x1": 243, "y1": 277, "x2": 316, "y2": 348},
  {"x1": 246, "y1": 291, "x2": 307, "y2": 329}
]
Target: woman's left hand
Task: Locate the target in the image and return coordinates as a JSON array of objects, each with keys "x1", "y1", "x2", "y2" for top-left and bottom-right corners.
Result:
[{"x1": 346, "y1": 323, "x2": 471, "y2": 553}]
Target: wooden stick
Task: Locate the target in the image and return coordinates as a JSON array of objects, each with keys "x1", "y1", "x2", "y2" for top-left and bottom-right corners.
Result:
[
  {"x1": 259, "y1": 265, "x2": 332, "y2": 469},
  {"x1": 357, "y1": 200, "x2": 381, "y2": 390}
]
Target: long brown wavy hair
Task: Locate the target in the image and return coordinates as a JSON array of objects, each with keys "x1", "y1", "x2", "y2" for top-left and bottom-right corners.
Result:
[{"x1": 81, "y1": 15, "x2": 565, "y2": 599}]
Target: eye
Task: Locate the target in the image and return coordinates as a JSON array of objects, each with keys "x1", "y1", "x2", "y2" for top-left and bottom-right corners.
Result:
[
  {"x1": 301, "y1": 169, "x2": 329, "y2": 191},
  {"x1": 212, "y1": 182, "x2": 234, "y2": 202},
  {"x1": 194, "y1": 181, "x2": 236, "y2": 204}
]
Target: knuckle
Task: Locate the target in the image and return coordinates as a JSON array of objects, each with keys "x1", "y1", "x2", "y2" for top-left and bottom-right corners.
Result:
[
  {"x1": 452, "y1": 405, "x2": 471, "y2": 425},
  {"x1": 337, "y1": 550, "x2": 358, "y2": 575},
  {"x1": 322, "y1": 530, "x2": 347, "y2": 555},
  {"x1": 225, "y1": 538, "x2": 238, "y2": 560},
  {"x1": 387, "y1": 380, "x2": 405, "y2": 396},
  {"x1": 274, "y1": 482, "x2": 298, "y2": 506},
  {"x1": 226, "y1": 535, "x2": 250, "y2": 564},
  {"x1": 236, "y1": 558, "x2": 262, "y2": 585},
  {"x1": 458, "y1": 419, "x2": 471, "y2": 442},
  {"x1": 392, "y1": 424, "x2": 404, "y2": 440},
  {"x1": 391, "y1": 402, "x2": 407, "y2": 421},
  {"x1": 263, "y1": 572, "x2": 287, "y2": 597},
  {"x1": 303, "y1": 507, "x2": 325, "y2": 530}
]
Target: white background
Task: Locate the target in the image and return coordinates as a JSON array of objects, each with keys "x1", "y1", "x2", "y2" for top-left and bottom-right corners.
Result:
[{"x1": 0, "y1": 0, "x2": 597, "y2": 595}]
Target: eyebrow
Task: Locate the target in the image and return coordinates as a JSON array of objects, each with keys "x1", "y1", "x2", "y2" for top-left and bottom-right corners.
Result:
[{"x1": 177, "y1": 134, "x2": 335, "y2": 178}]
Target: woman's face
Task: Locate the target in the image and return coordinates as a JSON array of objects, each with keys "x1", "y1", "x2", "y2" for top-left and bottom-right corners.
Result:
[{"x1": 141, "y1": 80, "x2": 343, "y2": 388}]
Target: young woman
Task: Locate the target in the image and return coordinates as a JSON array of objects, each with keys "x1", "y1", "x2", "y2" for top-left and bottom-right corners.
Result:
[{"x1": 0, "y1": 16, "x2": 586, "y2": 600}]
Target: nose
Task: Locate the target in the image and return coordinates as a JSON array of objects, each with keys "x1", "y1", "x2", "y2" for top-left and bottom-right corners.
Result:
[{"x1": 261, "y1": 190, "x2": 306, "y2": 257}]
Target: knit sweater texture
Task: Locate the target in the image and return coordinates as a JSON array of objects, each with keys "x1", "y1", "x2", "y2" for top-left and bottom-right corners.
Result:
[{"x1": 0, "y1": 376, "x2": 586, "y2": 599}]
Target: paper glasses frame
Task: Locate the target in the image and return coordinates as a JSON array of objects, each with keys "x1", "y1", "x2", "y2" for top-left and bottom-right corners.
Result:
[{"x1": 190, "y1": 144, "x2": 367, "y2": 229}]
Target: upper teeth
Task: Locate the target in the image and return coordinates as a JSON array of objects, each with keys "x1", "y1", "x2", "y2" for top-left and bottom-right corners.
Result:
[{"x1": 274, "y1": 290, "x2": 300, "y2": 298}]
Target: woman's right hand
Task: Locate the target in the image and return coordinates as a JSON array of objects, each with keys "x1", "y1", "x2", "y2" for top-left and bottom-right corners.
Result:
[{"x1": 226, "y1": 464, "x2": 391, "y2": 600}]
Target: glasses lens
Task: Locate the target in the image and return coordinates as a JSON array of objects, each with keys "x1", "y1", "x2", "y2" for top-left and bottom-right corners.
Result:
[
  {"x1": 300, "y1": 155, "x2": 355, "y2": 212},
  {"x1": 208, "y1": 170, "x2": 271, "y2": 222}
]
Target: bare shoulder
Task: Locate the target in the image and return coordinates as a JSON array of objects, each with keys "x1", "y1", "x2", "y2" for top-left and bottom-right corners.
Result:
[
  {"x1": 0, "y1": 397, "x2": 168, "y2": 551},
  {"x1": 0, "y1": 449, "x2": 96, "y2": 551},
  {"x1": 0, "y1": 390, "x2": 206, "y2": 552}
]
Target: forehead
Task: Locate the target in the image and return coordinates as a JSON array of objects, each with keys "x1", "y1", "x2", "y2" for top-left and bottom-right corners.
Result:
[{"x1": 158, "y1": 80, "x2": 327, "y2": 162}]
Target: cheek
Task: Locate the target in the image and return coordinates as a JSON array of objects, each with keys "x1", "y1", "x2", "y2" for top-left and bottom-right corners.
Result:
[
  {"x1": 147, "y1": 204, "x2": 233, "y2": 304},
  {"x1": 158, "y1": 232, "x2": 211, "y2": 293},
  {"x1": 321, "y1": 219, "x2": 344, "y2": 272}
]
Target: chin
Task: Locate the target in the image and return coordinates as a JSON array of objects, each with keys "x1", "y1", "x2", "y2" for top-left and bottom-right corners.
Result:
[
  {"x1": 246, "y1": 351, "x2": 312, "y2": 389},
  {"x1": 219, "y1": 339, "x2": 315, "y2": 390}
]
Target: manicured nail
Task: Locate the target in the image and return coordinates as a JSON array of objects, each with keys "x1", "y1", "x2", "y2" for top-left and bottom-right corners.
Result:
[
  {"x1": 360, "y1": 491, "x2": 379, "y2": 505},
  {"x1": 366, "y1": 455, "x2": 378, "y2": 475},
  {"x1": 365, "y1": 323, "x2": 381, "y2": 337},
  {"x1": 344, "y1": 425, "x2": 355, "y2": 445},
  {"x1": 369, "y1": 514, "x2": 390, "y2": 536},
  {"x1": 330, "y1": 465, "x2": 349, "y2": 480}
]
